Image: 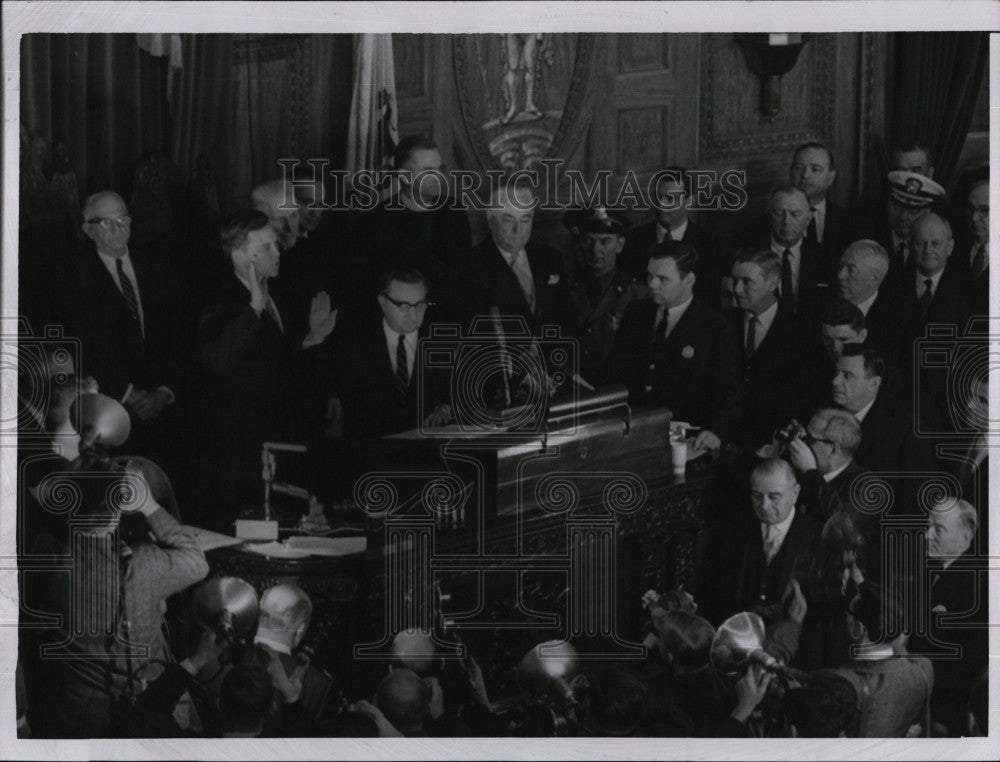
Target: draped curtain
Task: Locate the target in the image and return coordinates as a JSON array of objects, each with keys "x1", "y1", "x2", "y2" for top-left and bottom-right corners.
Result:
[
  {"x1": 20, "y1": 33, "x2": 169, "y2": 199},
  {"x1": 888, "y1": 32, "x2": 989, "y2": 189}
]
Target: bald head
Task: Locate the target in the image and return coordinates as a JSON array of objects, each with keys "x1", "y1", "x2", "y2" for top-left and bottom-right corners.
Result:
[
  {"x1": 750, "y1": 458, "x2": 800, "y2": 525},
  {"x1": 251, "y1": 179, "x2": 300, "y2": 249},
  {"x1": 767, "y1": 186, "x2": 812, "y2": 246},
  {"x1": 256, "y1": 584, "x2": 312, "y2": 650},
  {"x1": 376, "y1": 668, "x2": 430, "y2": 734},
  {"x1": 910, "y1": 213, "x2": 954, "y2": 277}
]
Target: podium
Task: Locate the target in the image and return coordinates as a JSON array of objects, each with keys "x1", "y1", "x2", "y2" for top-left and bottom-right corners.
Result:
[{"x1": 355, "y1": 387, "x2": 724, "y2": 697}]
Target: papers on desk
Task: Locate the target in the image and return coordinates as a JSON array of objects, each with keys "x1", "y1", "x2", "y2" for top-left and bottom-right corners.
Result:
[
  {"x1": 183, "y1": 525, "x2": 246, "y2": 552},
  {"x1": 241, "y1": 535, "x2": 368, "y2": 559},
  {"x1": 387, "y1": 424, "x2": 508, "y2": 440}
]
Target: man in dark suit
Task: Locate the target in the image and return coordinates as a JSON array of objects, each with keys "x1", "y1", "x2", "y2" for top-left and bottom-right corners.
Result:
[
  {"x1": 887, "y1": 213, "x2": 973, "y2": 434},
  {"x1": 787, "y1": 407, "x2": 872, "y2": 536},
  {"x1": 353, "y1": 136, "x2": 471, "y2": 327},
  {"x1": 923, "y1": 498, "x2": 987, "y2": 736},
  {"x1": 198, "y1": 209, "x2": 337, "y2": 530},
  {"x1": 565, "y1": 206, "x2": 646, "y2": 384},
  {"x1": 834, "y1": 240, "x2": 901, "y2": 364},
  {"x1": 610, "y1": 240, "x2": 741, "y2": 449},
  {"x1": 952, "y1": 178, "x2": 989, "y2": 318},
  {"x1": 831, "y1": 345, "x2": 909, "y2": 473},
  {"x1": 863, "y1": 170, "x2": 945, "y2": 279},
  {"x1": 707, "y1": 458, "x2": 821, "y2": 624},
  {"x1": 621, "y1": 167, "x2": 722, "y2": 302},
  {"x1": 789, "y1": 142, "x2": 853, "y2": 264},
  {"x1": 463, "y1": 184, "x2": 575, "y2": 334},
  {"x1": 728, "y1": 249, "x2": 814, "y2": 449},
  {"x1": 330, "y1": 268, "x2": 452, "y2": 440}
]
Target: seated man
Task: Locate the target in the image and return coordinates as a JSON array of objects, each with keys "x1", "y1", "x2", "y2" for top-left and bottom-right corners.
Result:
[
  {"x1": 610, "y1": 240, "x2": 741, "y2": 451},
  {"x1": 920, "y1": 498, "x2": 987, "y2": 736},
  {"x1": 374, "y1": 668, "x2": 433, "y2": 737},
  {"x1": 219, "y1": 664, "x2": 276, "y2": 738},
  {"x1": 324, "y1": 268, "x2": 452, "y2": 440},
  {"x1": 703, "y1": 458, "x2": 820, "y2": 624}
]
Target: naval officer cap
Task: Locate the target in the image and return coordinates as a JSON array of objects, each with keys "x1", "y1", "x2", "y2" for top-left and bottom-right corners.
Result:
[{"x1": 887, "y1": 170, "x2": 946, "y2": 208}]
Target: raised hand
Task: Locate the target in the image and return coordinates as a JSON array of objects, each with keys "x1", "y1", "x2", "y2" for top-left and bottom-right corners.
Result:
[{"x1": 306, "y1": 291, "x2": 338, "y2": 344}]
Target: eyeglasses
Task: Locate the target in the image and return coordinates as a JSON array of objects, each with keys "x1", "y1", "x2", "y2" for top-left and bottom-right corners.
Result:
[
  {"x1": 801, "y1": 431, "x2": 836, "y2": 447},
  {"x1": 86, "y1": 216, "x2": 131, "y2": 229},
  {"x1": 382, "y1": 294, "x2": 434, "y2": 312},
  {"x1": 967, "y1": 204, "x2": 989, "y2": 217}
]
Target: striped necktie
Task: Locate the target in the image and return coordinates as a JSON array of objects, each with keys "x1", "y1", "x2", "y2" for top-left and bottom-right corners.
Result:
[
  {"x1": 116, "y1": 258, "x2": 143, "y2": 339},
  {"x1": 395, "y1": 333, "x2": 409, "y2": 394}
]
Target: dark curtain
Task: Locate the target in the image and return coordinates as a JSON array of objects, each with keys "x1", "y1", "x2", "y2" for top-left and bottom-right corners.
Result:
[
  {"x1": 889, "y1": 32, "x2": 989, "y2": 188},
  {"x1": 21, "y1": 33, "x2": 169, "y2": 199}
]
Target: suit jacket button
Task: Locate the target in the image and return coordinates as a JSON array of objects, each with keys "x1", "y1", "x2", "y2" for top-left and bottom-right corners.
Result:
[
  {"x1": 644, "y1": 384, "x2": 653, "y2": 392},
  {"x1": 649, "y1": 363, "x2": 656, "y2": 371}
]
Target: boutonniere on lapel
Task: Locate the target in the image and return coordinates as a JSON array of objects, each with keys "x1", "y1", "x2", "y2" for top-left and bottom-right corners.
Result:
[
  {"x1": 547, "y1": 274, "x2": 560, "y2": 285},
  {"x1": 681, "y1": 345, "x2": 695, "y2": 359},
  {"x1": 615, "y1": 284, "x2": 624, "y2": 294}
]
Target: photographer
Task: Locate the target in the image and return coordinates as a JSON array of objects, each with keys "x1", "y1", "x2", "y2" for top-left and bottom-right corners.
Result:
[{"x1": 27, "y1": 455, "x2": 209, "y2": 737}]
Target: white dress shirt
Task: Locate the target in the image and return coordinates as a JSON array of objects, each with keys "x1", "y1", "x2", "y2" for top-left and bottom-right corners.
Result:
[
  {"x1": 856, "y1": 290, "x2": 879, "y2": 317},
  {"x1": 655, "y1": 295, "x2": 694, "y2": 339},
  {"x1": 744, "y1": 300, "x2": 779, "y2": 346},
  {"x1": 853, "y1": 397, "x2": 876, "y2": 422},
  {"x1": 914, "y1": 268, "x2": 945, "y2": 301},
  {"x1": 823, "y1": 460, "x2": 851, "y2": 483},
  {"x1": 97, "y1": 249, "x2": 145, "y2": 335},
  {"x1": 500, "y1": 246, "x2": 537, "y2": 311},
  {"x1": 656, "y1": 218, "x2": 689, "y2": 244},
  {"x1": 811, "y1": 199, "x2": 827, "y2": 243},
  {"x1": 383, "y1": 319, "x2": 417, "y2": 379},
  {"x1": 770, "y1": 237, "x2": 802, "y2": 301},
  {"x1": 761, "y1": 507, "x2": 796, "y2": 559}
]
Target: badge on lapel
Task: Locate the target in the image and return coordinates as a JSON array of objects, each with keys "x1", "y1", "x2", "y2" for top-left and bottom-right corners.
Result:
[
  {"x1": 548, "y1": 274, "x2": 560, "y2": 285},
  {"x1": 681, "y1": 345, "x2": 695, "y2": 359}
]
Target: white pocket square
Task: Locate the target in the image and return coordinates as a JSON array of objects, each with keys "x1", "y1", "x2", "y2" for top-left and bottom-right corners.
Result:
[{"x1": 547, "y1": 274, "x2": 560, "y2": 285}]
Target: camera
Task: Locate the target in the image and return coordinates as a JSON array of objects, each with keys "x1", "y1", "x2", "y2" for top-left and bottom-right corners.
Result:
[
  {"x1": 2, "y1": 318, "x2": 82, "y2": 440},
  {"x1": 418, "y1": 316, "x2": 578, "y2": 436},
  {"x1": 914, "y1": 317, "x2": 998, "y2": 438}
]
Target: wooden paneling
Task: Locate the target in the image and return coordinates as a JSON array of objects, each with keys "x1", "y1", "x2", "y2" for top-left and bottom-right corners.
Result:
[
  {"x1": 617, "y1": 107, "x2": 668, "y2": 175},
  {"x1": 619, "y1": 34, "x2": 670, "y2": 74}
]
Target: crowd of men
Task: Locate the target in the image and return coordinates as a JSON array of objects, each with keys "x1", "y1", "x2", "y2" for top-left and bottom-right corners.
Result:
[{"x1": 15, "y1": 134, "x2": 991, "y2": 737}]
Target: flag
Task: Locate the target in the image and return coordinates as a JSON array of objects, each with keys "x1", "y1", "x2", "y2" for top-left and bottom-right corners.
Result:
[
  {"x1": 136, "y1": 34, "x2": 183, "y2": 105},
  {"x1": 346, "y1": 34, "x2": 399, "y2": 175}
]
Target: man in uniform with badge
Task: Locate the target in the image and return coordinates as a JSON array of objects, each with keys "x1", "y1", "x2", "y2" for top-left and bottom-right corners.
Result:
[
  {"x1": 864, "y1": 170, "x2": 946, "y2": 280},
  {"x1": 565, "y1": 206, "x2": 647, "y2": 385}
]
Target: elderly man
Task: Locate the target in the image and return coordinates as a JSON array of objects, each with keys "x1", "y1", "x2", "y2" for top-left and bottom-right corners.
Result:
[
  {"x1": 706, "y1": 458, "x2": 820, "y2": 624},
  {"x1": 465, "y1": 183, "x2": 574, "y2": 333},
  {"x1": 565, "y1": 206, "x2": 645, "y2": 382},
  {"x1": 787, "y1": 408, "x2": 871, "y2": 535},
  {"x1": 834, "y1": 239, "x2": 900, "y2": 361},
  {"x1": 253, "y1": 584, "x2": 335, "y2": 735},
  {"x1": 865, "y1": 170, "x2": 946, "y2": 276},
  {"x1": 921, "y1": 498, "x2": 988, "y2": 735},
  {"x1": 198, "y1": 209, "x2": 337, "y2": 530},
  {"x1": 789, "y1": 142, "x2": 853, "y2": 261},
  {"x1": 611, "y1": 240, "x2": 741, "y2": 451},
  {"x1": 622, "y1": 167, "x2": 723, "y2": 301},
  {"x1": 727, "y1": 249, "x2": 815, "y2": 448}
]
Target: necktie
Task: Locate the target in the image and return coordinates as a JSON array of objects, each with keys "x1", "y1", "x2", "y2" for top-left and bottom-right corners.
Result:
[
  {"x1": 971, "y1": 243, "x2": 988, "y2": 279},
  {"x1": 762, "y1": 524, "x2": 780, "y2": 565},
  {"x1": 806, "y1": 207, "x2": 818, "y2": 242},
  {"x1": 511, "y1": 250, "x2": 536, "y2": 314},
  {"x1": 395, "y1": 333, "x2": 409, "y2": 394},
  {"x1": 895, "y1": 240, "x2": 907, "y2": 269},
  {"x1": 653, "y1": 307, "x2": 670, "y2": 348},
  {"x1": 780, "y1": 249, "x2": 795, "y2": 314},
  {"x1": 115, "y1": 258, "x2": 143, "y2": 338},
  {"x1": 744, "y1": 315, "x2": 758, "y2": 356},
  {"x1": 918, "y1": 277, "x2": 933, "y2": 311}
]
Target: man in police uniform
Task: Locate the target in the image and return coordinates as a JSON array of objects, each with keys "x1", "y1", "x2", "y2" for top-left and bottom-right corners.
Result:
[{"x1": 565, "y1": 206, "x2": 647, "y2": 384}]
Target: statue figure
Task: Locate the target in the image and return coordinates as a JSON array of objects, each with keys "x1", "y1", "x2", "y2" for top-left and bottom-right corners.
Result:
[{"x1": 500, "y1": 34, "x2": 551, "y2": 124}]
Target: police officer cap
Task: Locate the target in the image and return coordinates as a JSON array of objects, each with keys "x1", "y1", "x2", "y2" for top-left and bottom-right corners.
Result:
[{"x1": 564, "y1": 205, "x2": 630, "y2": 236}]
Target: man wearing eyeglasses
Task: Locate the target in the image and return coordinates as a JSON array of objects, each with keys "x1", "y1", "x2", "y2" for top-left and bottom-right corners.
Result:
[{"x1": 326, "y1": 269, "x2": 451, "y2": 440}]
